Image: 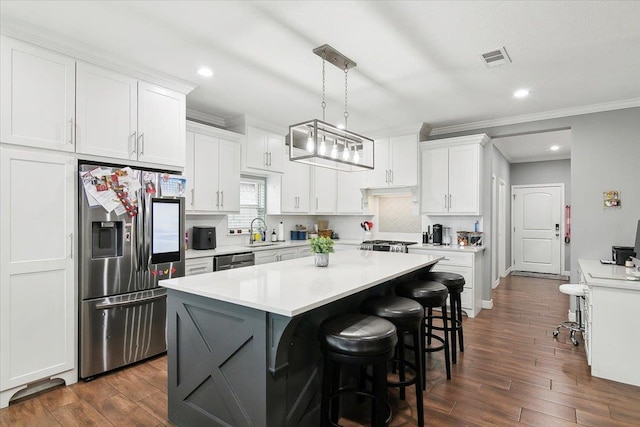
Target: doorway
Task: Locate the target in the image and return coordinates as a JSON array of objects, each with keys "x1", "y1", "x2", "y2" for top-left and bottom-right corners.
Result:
[{"x1": 512, "y1": 184, "x2": 564, "y2": 274}]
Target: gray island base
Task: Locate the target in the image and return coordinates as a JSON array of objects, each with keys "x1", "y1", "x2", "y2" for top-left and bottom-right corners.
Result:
[{"x1": 161, "y1": 251, "x2": 443, "y2": 426}]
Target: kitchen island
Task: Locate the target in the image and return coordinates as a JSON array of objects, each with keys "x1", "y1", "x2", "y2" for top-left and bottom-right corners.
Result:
[
  {"x1": 578, "y1": 260, "x2": 640, "y2": 387},
  {"x1": 160, "y1": 250, "x2": 442, "y2": 427}
]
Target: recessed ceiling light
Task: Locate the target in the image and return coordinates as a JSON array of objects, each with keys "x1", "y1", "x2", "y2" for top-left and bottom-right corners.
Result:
[
  {"x1": 336, "y1": 123, "x2": 345, "y2": 130},
  {"x1": 513, "y1": 89, "x2": 530, "y2": 98},
  {"x1": 197, "y1": 67, "x2": 214, "y2": 77},
  {"x1": 550, "y1": 145, "x2": 560, "y2": 151}
]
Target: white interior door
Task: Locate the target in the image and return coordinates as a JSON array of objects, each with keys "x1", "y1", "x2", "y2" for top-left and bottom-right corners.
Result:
[{"x1": 512, "y1": 185, "x2": 563, "y2": 274}]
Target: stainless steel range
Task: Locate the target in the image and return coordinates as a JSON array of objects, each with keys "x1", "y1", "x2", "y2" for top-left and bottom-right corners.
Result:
[{"x1": 359, "y1": 240, "x2": 418, "y2": 253}]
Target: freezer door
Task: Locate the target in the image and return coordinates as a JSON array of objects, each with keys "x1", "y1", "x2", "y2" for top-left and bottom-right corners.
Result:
[
  {"x1": 138, "y1": 171, "x2": 185, "y2": 288},
  {"x1": 80, "y1": 288, "x2": 167, "y2": 379}
]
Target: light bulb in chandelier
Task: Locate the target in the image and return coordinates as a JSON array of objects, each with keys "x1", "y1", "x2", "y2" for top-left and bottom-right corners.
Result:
[
  {"x1": 353, "y1": 147, "x2": 360, "y2": 163},
  {"x1": 342, "y1": 143, "x2": 350, "y2": 161},
  {"x1": 319, "y1": 136, "x2": 327, "y2": 156},
  {"x1": 331, "y1": 141, "x2": 338, "y2": 159},
  {"x1": 306, "y1": 130, "x2": 314, "y2": 153}
]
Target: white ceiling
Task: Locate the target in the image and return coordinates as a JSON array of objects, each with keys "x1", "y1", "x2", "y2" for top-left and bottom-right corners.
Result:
[
  {"x1": 493, "y1": 129, "x2": 571, "y2": 163},
  {"x1": 1, "y1": 1, "x2": 639, "y2": 160}
]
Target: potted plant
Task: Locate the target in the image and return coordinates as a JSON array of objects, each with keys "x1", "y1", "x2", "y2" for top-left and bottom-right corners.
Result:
[{"x1": 308, "y1": 236, "x2": 334, "y2": 267}]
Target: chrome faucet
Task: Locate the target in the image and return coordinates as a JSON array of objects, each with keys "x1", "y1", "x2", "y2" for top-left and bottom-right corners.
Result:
[{"x1": 249, "y1": 217, "x2": 267, "y2": 244}]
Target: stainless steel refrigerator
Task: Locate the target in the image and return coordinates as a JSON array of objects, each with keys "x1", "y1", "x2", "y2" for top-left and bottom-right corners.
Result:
[{"x1": 78, "y1": 163, "x2": 185, "y2": 379}]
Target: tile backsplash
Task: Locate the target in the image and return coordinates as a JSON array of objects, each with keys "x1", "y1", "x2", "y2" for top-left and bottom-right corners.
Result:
[{"x1": 378, "y1": 196, "x2": 421, "y2": 233}]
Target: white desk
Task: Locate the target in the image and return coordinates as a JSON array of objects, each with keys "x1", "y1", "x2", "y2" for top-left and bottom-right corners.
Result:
[{"x1": 579, "y1": 259, "x2": 640, "y2": 386}]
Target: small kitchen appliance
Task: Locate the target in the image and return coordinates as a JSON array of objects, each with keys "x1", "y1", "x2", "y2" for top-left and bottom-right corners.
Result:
[
  {"x1": 432, "y1": 224, "x2": 443, "y2": 245},
  {"x1": 192, "y1": 226, "x2": 216, "y2": 250},
  {"x1": 612, "y1": 245, "x2": 636, "y2": 266}
]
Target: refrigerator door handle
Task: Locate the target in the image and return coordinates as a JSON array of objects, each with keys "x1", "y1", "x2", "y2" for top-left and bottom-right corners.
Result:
[{"x1": 95, "y1": 293, "x2": 166, "y2": 310}]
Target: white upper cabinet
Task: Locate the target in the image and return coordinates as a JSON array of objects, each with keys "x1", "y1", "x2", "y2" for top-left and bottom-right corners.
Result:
[
  {"x1": 420, "y1": 134, "x2": 488, "y2": 215},
  {"x1": 136, "y1": 82, "x2": 186, "y2": 167},
  {"x1": 336, "y1": 171, "x2": 367, "y2": 214},
  {"x1": 281, "y1": 158, "x2": 310, "y2": 213},
  {"x1": 367, "y1": 134, "x2": 418, "y2": 187},
  {"x1": 1, "y1": 36, "x2": 75, "y2": 152},
  {"x1": 244, "y1": 126, "x2": 285, "y2": 173},
  {"x1": 76, "y1": 74, "x2": 186, "y2": 167},
  {"x1": 312, "y1": 167, "x2": 337, "y2": 213},
  {"x1": 76, "y1": 62, "x2": 137, "y2": 159},
  {"x1": 1, "y1": 36, "x2": 189, "y2": 168},
  {"x1": 185, "y1": 121, "x2": 241, "y2": 213}
]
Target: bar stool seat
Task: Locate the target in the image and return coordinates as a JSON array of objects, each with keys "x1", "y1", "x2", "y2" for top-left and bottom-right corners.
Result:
[
  {"x1": 418, "y1": 271, "x2": 466, "y2": 364},
  {"x1": 395, "y1": 280, "x2": 451, "y2": 382},
  {"x1": 319, "y1": 313, "x2": 397, "y2": 427},
  {"x1": 361, "y1": 296, "x2": 425, "y2": 427},
  {"x1": 553, "y1": 284, "x2": 587, "y2": 346}
]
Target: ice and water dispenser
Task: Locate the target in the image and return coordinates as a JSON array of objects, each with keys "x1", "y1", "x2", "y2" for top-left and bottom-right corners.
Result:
[{"x1": 91, "y1": 221, "x2": 123, "y2": 258}]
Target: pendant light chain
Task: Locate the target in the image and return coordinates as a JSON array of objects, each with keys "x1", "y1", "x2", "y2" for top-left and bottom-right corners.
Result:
[
  {"x1": 321, "y1": 53, "x2": 327, "y2": 122},
  {"x1": 343, "y1": 68, "x2": 349, "y2": 130}
]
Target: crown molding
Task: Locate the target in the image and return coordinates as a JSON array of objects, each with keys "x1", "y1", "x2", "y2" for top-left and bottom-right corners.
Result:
[
  {"x1": 421, "y1": 133, "x2": 490, "y2": 149},
  {"x1": 431, "y1": 98, "x2": 640, "y2": 136},
  {"x1": 186, "y1": 109, "x2": 226, "y2": 128},
  {"x1": 1, "y1": 23, "x2": 197, "y2": 94},
  {"x1": 367, "y1": 122, "x2": 424, "y2": 139},
  {"x1": 226, "y1": 115, "x2": 288, "y2": 135},
  {"x1": 186, "y1": 120, "x2": 244, "y2": 142}
]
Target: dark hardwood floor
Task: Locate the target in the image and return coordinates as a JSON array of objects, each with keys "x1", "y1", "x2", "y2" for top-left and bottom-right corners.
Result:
[{"x1": 2, "y1": 275, "x2": 639, "y2": 426}]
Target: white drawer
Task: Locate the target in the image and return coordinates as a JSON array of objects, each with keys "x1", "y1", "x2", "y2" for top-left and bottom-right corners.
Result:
[
  {"x1": 185, "y1": 257, "x2": 213, "y2": 276},
  {"x1": 411, "y1": 249, "x2": 473, "y2": 267}
]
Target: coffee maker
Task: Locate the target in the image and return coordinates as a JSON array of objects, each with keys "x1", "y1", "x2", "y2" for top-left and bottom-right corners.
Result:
[{"x1": 432, "y1": 224, "x2": 443, "y2": 245}]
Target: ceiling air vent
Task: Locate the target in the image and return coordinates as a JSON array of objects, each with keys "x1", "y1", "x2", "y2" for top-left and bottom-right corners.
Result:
[{"x1": 481, "y1": 47, "x2": 511, "y2": 67}]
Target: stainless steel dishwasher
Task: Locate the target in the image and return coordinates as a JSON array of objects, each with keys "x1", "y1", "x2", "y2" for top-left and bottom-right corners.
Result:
[{"x1": 214, "y1": 252, "x2": 255, "y2": 271}]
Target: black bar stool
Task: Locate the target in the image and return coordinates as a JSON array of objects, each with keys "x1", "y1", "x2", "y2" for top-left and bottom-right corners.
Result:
[
  {"x1": 395, "y1": 280, "x2": 451, "y2": 383},
  {"x1": 319, "y1": 313, "x2": 397, "y2": 427},
  {"x1": 418, "y1": 271, "x2": 466, "y2": 364},
  {"x1": 360, "y1": 296, "x2": 425, "y2": 427}
]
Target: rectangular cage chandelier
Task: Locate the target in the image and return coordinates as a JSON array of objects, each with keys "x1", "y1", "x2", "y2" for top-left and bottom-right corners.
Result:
[{"x1": 289, "y1": 45, "x2": 374, "y2": 172}]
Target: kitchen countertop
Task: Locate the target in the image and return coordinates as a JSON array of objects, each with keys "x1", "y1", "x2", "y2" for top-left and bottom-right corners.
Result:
[
  {"x1": 410, "y1": 244, "x2": 486, "y2": 253},
  {"x1": 579, "y1": 259, "x2": 640, "y2": 290},
  {"x1": 185, "y1": 239, "x2": 362, "y2": 259},
  {"x1": 161, "y1": 251, "x2": 442, "y2": 316}
]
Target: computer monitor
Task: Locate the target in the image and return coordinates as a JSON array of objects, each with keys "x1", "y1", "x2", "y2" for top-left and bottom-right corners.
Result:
[{"x1": 632, "y1": 219, "x2": 640, "y2": 267}]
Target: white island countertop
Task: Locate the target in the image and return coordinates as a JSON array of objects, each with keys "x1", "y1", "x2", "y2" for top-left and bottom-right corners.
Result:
[
  {"x1": 579, "y1": 259, "x2": 640, "y2": 290},
  {"x1": 161, "y1": 251, "x2": 443, "y2": 317}
]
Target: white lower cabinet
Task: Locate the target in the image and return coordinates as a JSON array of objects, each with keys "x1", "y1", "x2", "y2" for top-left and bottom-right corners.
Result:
[
  {"x1": 297, "y1": 246, "x2": 312, "y2": 258},
  {"x1": 0, "y1": 147, "x2": 76, "y2": 408},
  {"x1": 185, "y1": 258, "x2": 214, "y2": 276},
  {"x1": 254, "y1": 246, "x2": 307, "y2": 265},
  {"x1": 408, "y1": 248, "x2": 484, "y2": 318}
]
